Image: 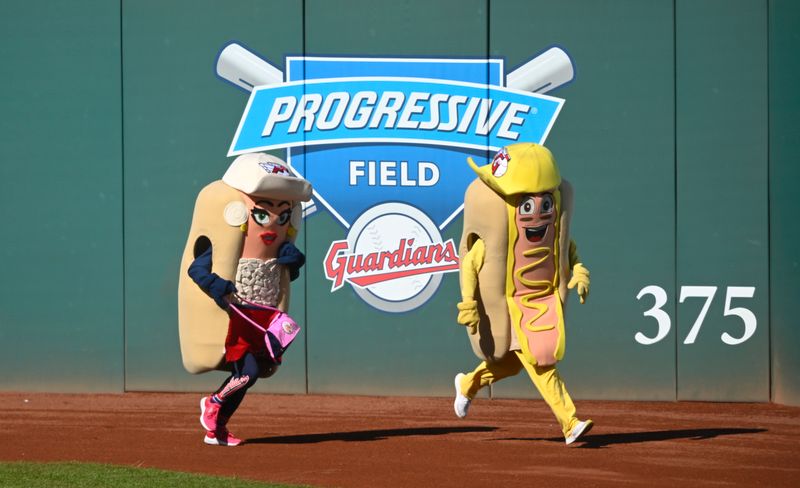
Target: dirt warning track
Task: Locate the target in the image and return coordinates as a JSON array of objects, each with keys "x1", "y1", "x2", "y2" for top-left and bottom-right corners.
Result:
[{"x1": 2, "y1": 392, "x2": 798, "y2": 487}]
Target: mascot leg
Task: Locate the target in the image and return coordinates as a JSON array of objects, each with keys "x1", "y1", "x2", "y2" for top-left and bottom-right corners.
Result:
[
  {"x1": 514, "y1": 351, "x2": 578, "y2": 437},
  {"x1": 200, "y1": 353, "x2": 263, "y2": 447},
  {"x1": 460, "y1": 353, "x2": 523, "y2": 399},
  {"x1": 215, "y1": 354, "x2": 262, "y2": 418}
]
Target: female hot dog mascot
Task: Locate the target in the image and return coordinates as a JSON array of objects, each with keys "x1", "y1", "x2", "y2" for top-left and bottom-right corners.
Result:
[
  {"x1": 178, "y1": 152, "x2": 311, "y2": 446},
  {"x1": 452, "y1": 142, "x2": 593, "y2": 446}
]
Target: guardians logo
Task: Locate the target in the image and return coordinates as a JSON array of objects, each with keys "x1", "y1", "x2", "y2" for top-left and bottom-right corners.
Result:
[{"x1": 217, "y1": 43, "x2": 573, "y2": 312}]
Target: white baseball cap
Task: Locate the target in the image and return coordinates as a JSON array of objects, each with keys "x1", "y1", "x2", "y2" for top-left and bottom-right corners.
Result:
[{"x1": 222, "y1": 152, "x2": 312, "y2": 201}]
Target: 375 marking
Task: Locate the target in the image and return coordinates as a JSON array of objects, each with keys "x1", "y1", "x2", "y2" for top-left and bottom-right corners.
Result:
[{"x1": 635, "y1": 285, "x2": 757, "y2": 346}]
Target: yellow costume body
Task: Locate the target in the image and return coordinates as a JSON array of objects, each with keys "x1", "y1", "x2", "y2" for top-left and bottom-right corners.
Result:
[{"x1": 455, "y1": 143, "x2": 592, "y2": 443}]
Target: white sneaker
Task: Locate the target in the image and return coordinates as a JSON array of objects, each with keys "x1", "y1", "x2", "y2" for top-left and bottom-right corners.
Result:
[
  {"x1": 453, "y1": 373, "x2": 471, "y2": 419},
  {"x1": 565, "y1": 419, "x2": 594, "y2": 445}
]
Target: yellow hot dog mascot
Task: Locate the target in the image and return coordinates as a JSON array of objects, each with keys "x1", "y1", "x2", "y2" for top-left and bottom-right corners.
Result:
[{"x1": 452, "y1": 142, "x2": 593, "y2": 446}]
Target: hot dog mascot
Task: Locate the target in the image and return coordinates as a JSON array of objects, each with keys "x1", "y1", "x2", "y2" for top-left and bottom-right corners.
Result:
[
  {"x1": 178, "y1": 152, "x2": 311, "y2": 446},
  {"x1": 452, "y1": 142, "x2": 593, "y2": 445}
]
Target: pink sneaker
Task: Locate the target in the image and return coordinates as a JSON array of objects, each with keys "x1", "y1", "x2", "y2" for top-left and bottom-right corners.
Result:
[
  {"x1": 204, "y1": 428, "x2": 242, "y2": 447},
  {"x1": 199, "y1": 396, "x2": 220, "y2": 431}
]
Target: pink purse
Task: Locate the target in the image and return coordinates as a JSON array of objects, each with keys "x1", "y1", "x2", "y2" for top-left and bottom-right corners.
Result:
[{"x1": 228, "y1": 296, "x2": 300, "y2": 361}]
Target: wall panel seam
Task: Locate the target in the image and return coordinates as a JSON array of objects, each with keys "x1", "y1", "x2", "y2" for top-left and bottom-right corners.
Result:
[
  {"x1": 119, "y1": 0, "x2": 128, "y2": 393},
  {"x1": 672, "y1": 0, "x2": 678, "y2": 402}
]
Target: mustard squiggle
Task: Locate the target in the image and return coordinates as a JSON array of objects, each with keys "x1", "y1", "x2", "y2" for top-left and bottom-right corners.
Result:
[{"x1": 514, "y1": 246, "x2": 556, "y2": 332}]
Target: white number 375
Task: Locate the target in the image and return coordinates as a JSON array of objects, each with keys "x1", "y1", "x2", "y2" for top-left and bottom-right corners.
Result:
[{"x1": 635, "y1": 286, "x2": 757, "y2": 346}]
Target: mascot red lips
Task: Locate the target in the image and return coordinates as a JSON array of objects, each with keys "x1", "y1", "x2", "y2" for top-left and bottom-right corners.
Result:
[{"x1": 260, "y1": 231, "x2": 277, "y2": 246}]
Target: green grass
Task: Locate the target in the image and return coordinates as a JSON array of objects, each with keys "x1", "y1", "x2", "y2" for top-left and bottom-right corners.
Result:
[{"x1": 0, "y1": 462, "x2": 312, "y2": 488}]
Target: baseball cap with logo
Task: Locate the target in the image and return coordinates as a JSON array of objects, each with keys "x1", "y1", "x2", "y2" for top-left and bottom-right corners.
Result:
[
  {"x1": 222, "y1": 152, "x2": 312, "y2": 201},
  {"x1": 466, "y1": 143, "x2": 561, "y2": 198}
]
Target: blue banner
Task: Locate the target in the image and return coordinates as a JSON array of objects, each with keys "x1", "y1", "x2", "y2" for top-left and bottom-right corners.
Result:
[
  {"x1": 220, "y1": 49, "x2": 572, "y2": 312},
  {"x1": 229, "y1": 78, "x2": 563, "y2": 155}
]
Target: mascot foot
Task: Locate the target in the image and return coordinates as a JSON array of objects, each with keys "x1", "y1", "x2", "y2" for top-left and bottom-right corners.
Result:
[
  {"x1": 200, "y1": 396, "x2": 220, "y2": 431},
  {"x1": 565, "y1": 419, "x2": 594, "y2": 445},
  {"x1": 453, "y1": 373, "x2": 471, "y2": 419},
  {"x1": 204, "y1": 428, "x2": 242, "y2": 447}
]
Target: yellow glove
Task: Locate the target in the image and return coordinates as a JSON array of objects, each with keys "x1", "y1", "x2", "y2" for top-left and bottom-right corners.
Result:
[
  {"x1": 456, "y1": 299, "x2": 479, "y2": 335},
  {"x1": 567, "y1": 263, "x2": 590, "y2": 304}
]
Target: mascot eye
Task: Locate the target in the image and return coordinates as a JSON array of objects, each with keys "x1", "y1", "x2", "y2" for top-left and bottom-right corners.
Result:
[
  {"x1": 277, "y1": 209, "x2": 291, "y2": 226},
  {"x1": 519, "y1": 196, "x2": 536, "y2": 215},
  {"x1": 541, "y1": 194, "x2": 554, "y2": 214},
  {"x1": 251, "y1": 208, "x2": 270, "y2": 226}
]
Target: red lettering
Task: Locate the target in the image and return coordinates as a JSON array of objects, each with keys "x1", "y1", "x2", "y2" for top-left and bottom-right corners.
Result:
[{"x1": 323, "y1": 237, "x2": 461, "y2": 289}]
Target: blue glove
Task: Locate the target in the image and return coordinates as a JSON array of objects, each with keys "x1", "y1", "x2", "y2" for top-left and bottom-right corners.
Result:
[
  {"x1": 277, "y1": 241, "x2": 306, "y2": 282},
  {"x1": 188, "y1": 247, "x2": 237, "y2": 310}
]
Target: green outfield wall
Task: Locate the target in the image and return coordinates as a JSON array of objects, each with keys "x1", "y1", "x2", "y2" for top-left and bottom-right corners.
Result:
[{"x1": 1, "y1": 0, "x2": 797, "y2": 406}]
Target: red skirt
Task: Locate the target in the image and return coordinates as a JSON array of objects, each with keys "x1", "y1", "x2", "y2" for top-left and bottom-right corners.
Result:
[{"x1": 224, "y1": 306, "x2": 281, "y2": 363}]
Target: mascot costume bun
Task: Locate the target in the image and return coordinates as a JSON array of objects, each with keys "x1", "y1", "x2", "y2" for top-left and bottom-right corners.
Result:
[
  {"x1": 452, "y1": 143, "x2": 594, "y2": 446},
  {"x1": 178, "y1": 152, "x2": 311, "y2": 373},
  {"x1": 178, "y1": 152, "x2": 312, "y2": 447}
]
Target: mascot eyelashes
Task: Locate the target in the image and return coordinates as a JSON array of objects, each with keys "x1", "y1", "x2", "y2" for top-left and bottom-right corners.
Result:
[
  {"x1": 178, "y1": 152, "x2": 312, "y2": 447},
  {"x1": 452, "y1": 142, "x2": 594, "y2": 446}
]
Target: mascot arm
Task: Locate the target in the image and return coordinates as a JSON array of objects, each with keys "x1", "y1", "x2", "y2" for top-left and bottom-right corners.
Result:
[
  {"x1": 187, "y1": 246, "x2": 237, "y2": 310},
  {"x1": 457, "y1": 238, "x2": 486, "y2": 333},
  {"x1": 277, "y1": 241, "x2": 306, "y2": 282},
  {"x1": 566, "y1": 239, "x2": 590, "y2": 304}
]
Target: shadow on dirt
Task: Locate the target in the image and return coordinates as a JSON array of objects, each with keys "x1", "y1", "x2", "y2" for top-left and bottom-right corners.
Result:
[
  {"x1": 494, "y1": 427, "x2": 767, "y2": 448},
  {"x1": 248, "y1": 425, "x2": 497, "y2": 444}
]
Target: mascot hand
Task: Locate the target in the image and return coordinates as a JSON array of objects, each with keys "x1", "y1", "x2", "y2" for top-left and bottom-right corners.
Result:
[
  {"x1": 567, "y1": 263, "x2": 590, "y2": 304},
  {"x1": 456, "y1": 300, "x2": 479, "y2": 335},
  {"x1": 277, "y1": 241, "x2": 306, "y2": 281},
  {"x1": 208, "y1": 274, "x2": 236, "y2": 310}
]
